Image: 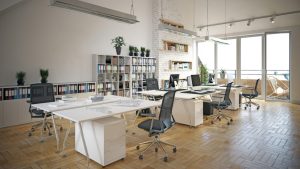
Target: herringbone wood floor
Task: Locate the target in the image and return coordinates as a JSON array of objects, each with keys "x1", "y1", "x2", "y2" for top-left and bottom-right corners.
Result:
[{"x1": 0, "y1": 100, "x2": 300, "y2": 169}]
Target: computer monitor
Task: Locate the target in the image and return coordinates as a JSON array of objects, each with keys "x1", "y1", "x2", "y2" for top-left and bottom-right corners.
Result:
[
  {"x1": 169, "y1": 74, "x2": 179, "y2": 88},
  {"x1": 191, "y1": 74, "x2": 201, "y2": 86}
]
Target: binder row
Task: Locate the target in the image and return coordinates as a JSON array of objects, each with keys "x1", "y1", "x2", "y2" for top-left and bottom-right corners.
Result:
[
  {"x1": 3, "y1": 87, "x2": 31, "y2": 100},
  {"x1": 78, "y1": 83, "x2": 96, "y2": 93},
  {"x1": 132, "y1": 57, "x2": 143, "y2": 65},
  {"x1": 98, "y1": 64, "x2": 118, "y2": 73}
]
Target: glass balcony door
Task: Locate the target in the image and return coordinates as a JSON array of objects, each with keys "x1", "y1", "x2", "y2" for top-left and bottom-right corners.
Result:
[{"x1": 265, "y1": 32, "x2": 290, "y2": 101}]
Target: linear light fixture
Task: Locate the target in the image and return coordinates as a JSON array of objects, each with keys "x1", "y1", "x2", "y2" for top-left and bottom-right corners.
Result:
[
  {"x1": 50, "y1": 0, "x2": 139, "y2": 24},
  {"x1": 197, "y1": 10, "x2": 300, "y2": 29},
  {"x1": 158, "y1": 23, "x2": 197, "y2": 37}
]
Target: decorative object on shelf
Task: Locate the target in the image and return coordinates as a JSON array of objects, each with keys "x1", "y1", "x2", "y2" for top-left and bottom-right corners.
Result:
[
  {"x1": 163, "y1": 40, "x2": 188, "y2": 53},
  {"x1": 208, "y1": 73, "x2": 215, "y2": 83},
  {"x1": 200, "y1": 65, "x2": 208, "y2": 84},
  {"x1": 134, "y1": 47, "x2": 139, "y2": 56},
  {"x1": 146, "y1": 49, "x2": 150, "y2": 57},
  {"x1": 129, "y1": 45, "x2": 134, "y2": 56},
  {"x1": 40, "y1": 69, "x2": 49, "y2": 83},
  {"x1": 111, "y1": 36, "x2": 126, "y2": 55},
  {"x1": 140, "y1": 47, "x2": 145, "y2": 57},
  {"x1": 169, "y1": 60, "x2": 192, "y2": 71},
  {"x1": 16, "y1": 71, "x2": 26, "y2": 86},
  {"x1": 220, "y1": 69, "x2": 226, "y2": 79}
]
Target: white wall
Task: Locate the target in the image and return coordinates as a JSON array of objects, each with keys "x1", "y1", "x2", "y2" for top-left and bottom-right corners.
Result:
[{"x1": 0, "y1": 0, "x2": 152, "y2": 86}]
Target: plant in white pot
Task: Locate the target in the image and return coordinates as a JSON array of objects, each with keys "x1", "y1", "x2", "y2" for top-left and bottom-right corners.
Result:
[{"x1": 111, "y1": 36, "x2": 126, "y2": 55}]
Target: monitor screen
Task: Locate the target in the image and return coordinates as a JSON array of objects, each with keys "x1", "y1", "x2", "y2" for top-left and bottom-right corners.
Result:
[
  {"x1": 191, "y1": 74, "x2": 201, "y2": 86},
  {"x1": 169, "y1": 74, "x2": 179, "y2": 88}
]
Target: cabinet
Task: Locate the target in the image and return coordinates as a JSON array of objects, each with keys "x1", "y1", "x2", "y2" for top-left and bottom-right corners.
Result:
[
  {"x1": 75, "y1": 117, "x2": 126, "y2": 166},
  {"x1": 169, "y1": 60, "x2": 192, "y2": 71}
]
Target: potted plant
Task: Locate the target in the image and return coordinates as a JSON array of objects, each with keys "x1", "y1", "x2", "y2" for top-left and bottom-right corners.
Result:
[
  {"x1": 40, "y1": 69, "x2": 49, "y2": 83},
  {"x1": 129, "y1": 45, "x2": 134, "y2": 56},
  {"x1": 199, "y1": 65, "x2": 208, "y2": 84},
  {"x1": 146, "y1": 49, "x2": 150, "y2": 57},
  {"x1": 220, "y1": 69, "x2": 226, "y2": 79},
  {"x1": 134, "y1": 47, "x2": 139, "y2": 56},
  {"x1": 140, "y1": 47, "x2": 145, "y2": 57},
  {"x1": 16, "y1": 71, "x2": 26, "y2": 86},
  {"x1": 111, "y1": 36, "x2": 126, "y2": 55}
]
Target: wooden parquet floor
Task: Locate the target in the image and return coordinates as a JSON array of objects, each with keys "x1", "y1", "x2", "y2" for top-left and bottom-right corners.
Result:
[{"x1": 1, "y1": 100, "x2": 300, "y2": 169}]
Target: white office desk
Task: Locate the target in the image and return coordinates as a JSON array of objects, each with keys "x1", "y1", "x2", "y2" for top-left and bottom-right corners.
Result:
[
  {"x1": 33, "y1": 96, "x2": 161, "y2": 166},
  {"x1": 138, "y1": 90, "x2": 216, "y2": 127}
]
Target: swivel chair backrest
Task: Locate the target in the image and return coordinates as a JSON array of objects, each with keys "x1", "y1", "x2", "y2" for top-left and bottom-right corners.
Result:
[
  {"x1": 146, "y1": 78, "x2": 159, "y2": 90},
  {"x1": 30, "y1": 83, "x2": 55, "y2": 104},
  {"x1": 159, "y1": 90, "x2": 177, "y2": 129},
  {"x1": 223, "y1": 82, "x2": 233, "y2": 106},
  {"x1": 254, "y1": 79, "x2": 260, "y2": 95}
]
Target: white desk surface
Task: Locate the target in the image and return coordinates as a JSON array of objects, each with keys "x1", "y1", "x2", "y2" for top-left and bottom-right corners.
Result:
[
  {"x1": 31, "y1": 95, "x2": 127, "y2": 112},
  {"x1": 192, "y1": 85, "x2": 243, "y2": 91},
  {"x1": 138, "y1": 90, "x2": 215, "y2": 100},
  {"x1": 53, "y1": 99, "x2": 161, "y2": 123}
]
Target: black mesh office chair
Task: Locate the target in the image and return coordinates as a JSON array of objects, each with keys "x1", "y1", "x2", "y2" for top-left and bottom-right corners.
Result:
[
  {"x1": 209, "y1": 82, "x2": 233, "y2": 125},
  {"x1": 136, "y1": 90, "x2": 177, "y2": 162},
  {"x1": 28, "y1": 83, "x2": 55, "y2": 137},
  {"x1": 146, "y1": 78, "x2": 163, "y2": 101},
  {"x1": 242, "y1": 79, "x2": 260, "y2": 110}
]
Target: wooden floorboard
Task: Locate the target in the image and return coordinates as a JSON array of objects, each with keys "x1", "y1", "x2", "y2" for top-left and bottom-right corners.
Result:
[{"x1": 0, "y1": 100, "x2": 300, "y2": 169}]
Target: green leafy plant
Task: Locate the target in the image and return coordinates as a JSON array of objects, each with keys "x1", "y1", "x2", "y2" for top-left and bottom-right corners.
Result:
[
  {"x1": 199, "y1": 65, "x2": 208, "y2": 84},
  {"x1": 146, "y1": 49, "x2": 150, "y2": 57},
  {"x1": 111, "y1": 36, "x2": 126, "y2": 48},
  {"x1": 40, "y1": 69, "x2": 49, "y2": 83},
  {"x1": 16, "y1": 71, "x2": 26, "y2": 86},
  {"x1": 220, "y1": 69, "x2": 226, "y2": 79},
  {"x1": 134, "y1": 47, "x2": 139, "y2": 56},
  {"x1": 140, "y1": 47, "x2": 145, "y2": 57},
  {"x1": 129, "y1": 45, "x2": 134, "y2": 56}
]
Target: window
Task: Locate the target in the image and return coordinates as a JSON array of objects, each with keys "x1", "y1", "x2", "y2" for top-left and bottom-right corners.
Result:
[
  {"x1": 217, "y1": 39, "x2": 237, "y2": 78},
  {"x1": 198, "y1": 41, "x2": 215, "y2": 72}
]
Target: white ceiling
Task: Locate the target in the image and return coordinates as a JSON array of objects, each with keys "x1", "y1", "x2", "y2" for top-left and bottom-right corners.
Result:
[{"x1": 0, "y1": 0, "x2": 23, "y2": 12}]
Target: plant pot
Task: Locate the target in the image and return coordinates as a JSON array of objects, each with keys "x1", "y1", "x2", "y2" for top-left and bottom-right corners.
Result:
[
  {"x1": 140, "y1": 52, "x2": 145, "y2": 57},
  {"x1": 146, "y1": 53, "x2": 150, "y2": 57},
  {"x1": 115, "y1": 47, "x2": 121, "y2": 55},
  {"x1": 41, "y1": 78, "x2": 47, "y2": 83},
  {"x1": 134, "y1": 53, "x2": 138, "y2": 56},
  {"x1": 129, "y1": 52, "x2": 133, "y2": 56},
  {"x1": 17, "y1": 79, "x2": 25, "y2": 86}
]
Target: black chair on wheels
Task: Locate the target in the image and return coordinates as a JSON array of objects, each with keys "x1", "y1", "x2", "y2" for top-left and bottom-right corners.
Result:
[
  {"x1": 28, "y1": 83, "x2": 55, "y2": 137},
  {"x1": 242, "y1": 79, "x2": 260, "y2": 110},
  {"x1": 209, "y1": 82, "x2": 233, "y2": 125},
  {"x1": 136, "y1": 90, "x2": 177, "y2": 162}
]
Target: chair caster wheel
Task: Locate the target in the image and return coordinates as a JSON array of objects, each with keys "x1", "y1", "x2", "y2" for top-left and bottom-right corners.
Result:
[
  {"x1": 44, "y1": 128, "x2": 46, "y2": 131},
  {"x1": 28, "y1": 133, "x2": 32, "y2": 137},
  {"x1": 257, "y1": 106, "x2": 260, "y2": 110},
  {"x1": 136, "y1": 146, "x2": 140, "y2": 150},
  {"x1": 49, "y1": 133, "x2": 52, "y2": 136},
  {"x1": 155, "y1": 148, "x2": 158, "y2": 152},
  {"x1": 173, "y1": 147, "x2": 177, "y2": 153},
  {"x1": 164, "y1": 156, "x2": 168, "y2": 162},
  {"x1": 227, "y1": 122, "x2": 230, "y2": 125},
  {"x1": 244, "y1": 107, "x2": 247, "y2": 110},
  {"x1": 211, "y1": 121, "x2": 214, "y2": 124},
  {"x1": 50, "y1": 124, "x2": 53, "y2": 128},
  {"x1": 31, "y1": 128, "x2": 35, "y2": 132},
  {"x1": 139, "y1": 154, "x2": 143, "y2": 160},
  {"x1": 60, "y1": 127, "x2": 63, "y2": 131},
  {"x1": 230, "y1": 119, "x2": 233, "y2": 122}
]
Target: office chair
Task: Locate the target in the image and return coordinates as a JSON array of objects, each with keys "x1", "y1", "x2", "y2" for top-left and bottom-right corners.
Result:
[
  {"x1": 209, "y1": 82, "x2": 233, "y2": 125},
  {"x1": 146, "y1": 78, "x2": 163, "y2": 101},
  {"x1": 28, "y1": 83, "x2": 55, "y2": 137},
  {"x1": 191, "y1": 74, "x2": 201, "y2": 86},
  {"x1": 242, "y1": 79, "x2": 260, "y2": 110},
  {"x1": 136, "y1": 90, "x2": 177, "y2": 162}
]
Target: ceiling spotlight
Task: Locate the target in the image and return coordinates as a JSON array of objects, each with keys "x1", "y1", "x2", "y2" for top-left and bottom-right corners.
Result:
[
  {"x1": 227, "y1": 23, "x2": 232, "y2": 28},
  {"x1": 270, "y1": 16, "x2": 275, "y2": 23},
  {"x1": 246, "y1": 19, "x2": 252, "y2": 26}
]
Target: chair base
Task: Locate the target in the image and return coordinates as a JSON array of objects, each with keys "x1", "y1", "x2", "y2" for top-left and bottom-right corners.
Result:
[
  {"x1": 243, "y1": 98, "x2": 260, "y2": 110},
  {"x1": 136, "y1": 135, "x2": 176, "y2": 162},
  {"x1": 210, "y1": 109, "x2": 233, "y2": 125},
  {"x1": 28, "y1": 120, "x2": 53, "y2": 137}
]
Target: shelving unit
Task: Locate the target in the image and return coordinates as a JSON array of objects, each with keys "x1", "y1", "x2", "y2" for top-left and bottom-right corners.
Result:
[
  {"x1": 169, "y1": 60, "x2": 192, "y2": 71},
  {"x1": 93, "y1": 55, "x2": 156, "y2": 97},
  {"x1": 163, "y1": 40, "x2": 188, "y2": 53}
]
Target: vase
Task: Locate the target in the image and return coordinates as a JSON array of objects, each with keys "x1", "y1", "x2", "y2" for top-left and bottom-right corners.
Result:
[
  {"x1": 140, "y1": 52, "x2": 145, "y2": 57},
  {"x1": 129, "y1": 52, "x2": 133, "y2": 56},
  {"x1": 116, "y1": 47, "x2": 121, "y2": 55},
  {"x1": 41, "y1": 78, "x2": 47, "y2": 83},
  {"x1": 146, "y1": 52, "x2": 150, "y2": 57},
  {"x1": 17, "y1": 79, "x2": 25, "y2": 86},
  {"x1": 134, "y1": 52, "x2": 138, "y2": 56}
]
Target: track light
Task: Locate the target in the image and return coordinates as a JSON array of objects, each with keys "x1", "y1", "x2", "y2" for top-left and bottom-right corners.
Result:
[
  {"x1": 227, "y1": 23, "x2": 232, "y2": 28},
  {"x1": 270, "y1": 16, "x2": 275, "y2": 23},
  {"x1": 246, "y1": 19, "x2": 252, "y2": 26}
]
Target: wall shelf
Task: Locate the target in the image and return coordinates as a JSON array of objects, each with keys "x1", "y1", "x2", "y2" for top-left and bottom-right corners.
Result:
[
  {"x1": 169, "y1": 60, "x2": 192, "y2": 71},
  {"x1": 163, "y1": 40, "x2": 188, "y2": 53}
]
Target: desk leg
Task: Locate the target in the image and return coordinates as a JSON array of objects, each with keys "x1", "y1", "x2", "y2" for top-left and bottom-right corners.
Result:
[
  {"x1": 61, "y1": 120, "x2": 73, "y2": 157},
  {"x1": 39, "y1": 113, "x2": 47, "y2": 142},
  {"x1": 51, "y1": 113, "x2": 60, "y2": 152},
  {"x1": 79, "y1": 122, "x2": 90, "y2": 166}
]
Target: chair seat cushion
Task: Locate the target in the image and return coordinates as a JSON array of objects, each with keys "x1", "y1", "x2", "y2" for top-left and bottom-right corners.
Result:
[
  {"x1": 138, "y1": 119, "x2": 166, "y2": 132},
  {"x1": 242, "y1": 93, "x2": 258, "y2": 98},
  {"x1": 31, "y1": 109, "x2": 51, "y2": 118},
  {"x1": 209, "y1": 101, "x2": 230, "y2": 107}
]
